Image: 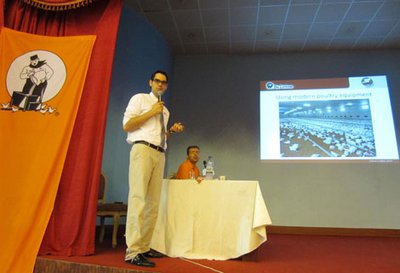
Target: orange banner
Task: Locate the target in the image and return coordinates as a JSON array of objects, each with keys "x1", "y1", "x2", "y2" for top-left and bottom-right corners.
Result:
[{"x1": 0, "y1": 27, "x2": 96, "y2": 273}]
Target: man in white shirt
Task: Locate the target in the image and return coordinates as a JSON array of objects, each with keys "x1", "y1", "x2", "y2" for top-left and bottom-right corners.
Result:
[{"x1": 123, "y1": 70, "x2": 184, "y2": 267}]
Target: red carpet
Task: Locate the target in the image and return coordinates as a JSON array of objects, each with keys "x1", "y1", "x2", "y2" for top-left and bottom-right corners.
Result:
[{"x1": 36, "y1": 234, "x2": 400, "y2": 273}]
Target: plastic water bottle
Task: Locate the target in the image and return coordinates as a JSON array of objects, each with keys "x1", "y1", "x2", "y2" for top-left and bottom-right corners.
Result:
[{"x1": 204, "y1": 156, "x2": 215, "y2": 180}]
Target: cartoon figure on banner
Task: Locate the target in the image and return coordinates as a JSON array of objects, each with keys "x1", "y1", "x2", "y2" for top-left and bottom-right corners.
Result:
[
  {"x1": 13, "y1": 54, "x2": 54, "y2": 111},
  {"x1": 1, "y1": 51, "x2": 64, "y2": 114}
]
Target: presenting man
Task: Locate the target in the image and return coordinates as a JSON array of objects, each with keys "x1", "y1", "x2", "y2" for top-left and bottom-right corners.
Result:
[
  {"x1": 175, "y1": 145, "x2": 201, "y2": 180},
  {"x1": 123, "y1": 70, "x2": 184, "y2": 267}
]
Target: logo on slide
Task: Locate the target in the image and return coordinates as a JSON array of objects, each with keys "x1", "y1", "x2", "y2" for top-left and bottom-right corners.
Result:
[
  {"x1": 266, "y1": 81, "x2": 294, "y2": 90},
  {"x1": 361, "y1": 77, "x2": 374, "y2": 87},
  {"x1": 266, "y1": 82, "x2": 275, "y2": 89}
]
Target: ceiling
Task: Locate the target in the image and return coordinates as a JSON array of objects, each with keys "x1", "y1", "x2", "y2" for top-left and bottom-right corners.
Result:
[{"x1": 125, "y1": 0, "x2": 400, "y2": 55}]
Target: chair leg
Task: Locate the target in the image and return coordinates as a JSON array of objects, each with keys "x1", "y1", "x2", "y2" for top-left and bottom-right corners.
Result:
[
  {"x1": 99, "y1": 216, "x2": 106, "y2": 243},
  {"x1": 112, "y1": 214, "x2": 121, "y2": 248}
]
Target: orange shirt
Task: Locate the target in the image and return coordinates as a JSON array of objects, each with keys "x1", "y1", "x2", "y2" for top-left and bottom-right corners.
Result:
[{"x1": 175, "y1": 159, "x2": 200, "y2": 179}]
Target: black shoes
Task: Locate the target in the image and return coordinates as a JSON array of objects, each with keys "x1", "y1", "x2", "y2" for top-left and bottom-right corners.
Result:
[
  {"x1": 143, "y1": 249, "x2": 165, "y2": 258},
  {"x1": 125, "y1": 250, "x2": 165, "y2": 267},
  {"x1": 125, "y1": 253, "x2": 155, "y2": 267}
]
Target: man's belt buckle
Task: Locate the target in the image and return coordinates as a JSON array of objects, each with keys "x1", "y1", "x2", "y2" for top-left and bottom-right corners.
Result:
[{"x1": 134, "y1": 141, "x2": 164, "y2": 153}]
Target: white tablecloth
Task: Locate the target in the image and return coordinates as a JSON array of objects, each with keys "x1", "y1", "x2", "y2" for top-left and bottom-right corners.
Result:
[{"x1": 150, "y1": 179, "x2": 272, "y2": 260}]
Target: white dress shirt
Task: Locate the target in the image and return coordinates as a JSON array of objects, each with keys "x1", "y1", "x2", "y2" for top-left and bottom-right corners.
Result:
[{"x1": 123, "y1": 92, "x2": 170, "y2": 148}]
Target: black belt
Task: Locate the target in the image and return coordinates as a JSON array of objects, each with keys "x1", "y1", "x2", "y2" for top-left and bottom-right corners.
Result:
[{"x1": 133, "y1": 140, "x2": 165, "y2": 153}]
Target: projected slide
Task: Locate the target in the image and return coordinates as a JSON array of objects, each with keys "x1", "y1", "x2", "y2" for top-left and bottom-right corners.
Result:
[{"x1": 260, "y1": 76, "x2": 399, "y2": 160}]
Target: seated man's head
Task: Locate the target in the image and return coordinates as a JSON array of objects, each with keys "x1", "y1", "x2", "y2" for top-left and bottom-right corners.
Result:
[{"x1": 186, "y1": 145, "x2": 200, "y2": 164}]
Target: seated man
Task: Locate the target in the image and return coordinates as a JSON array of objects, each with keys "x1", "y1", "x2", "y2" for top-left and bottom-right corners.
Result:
[{"x1": 175, "y1": 145, "x2": 202, "y2": 180}]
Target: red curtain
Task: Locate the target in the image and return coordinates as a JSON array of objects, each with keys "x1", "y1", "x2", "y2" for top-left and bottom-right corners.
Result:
[
  {"x1": 3, "y1": 0, "x2": 123, "y2": 255},
  {"x1": 0, "y1": 1, "x2": 3, "y2": 26}
]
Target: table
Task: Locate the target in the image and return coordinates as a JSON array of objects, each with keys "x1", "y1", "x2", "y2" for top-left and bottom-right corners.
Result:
[{"x1": 150, "y1": 179, "x2": 272, "y2": 260}]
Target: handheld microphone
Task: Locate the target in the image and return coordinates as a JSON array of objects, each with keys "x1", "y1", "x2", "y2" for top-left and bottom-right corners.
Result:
[{"x1": 157, "y1": 91, "x2": 163, "y2": 102}]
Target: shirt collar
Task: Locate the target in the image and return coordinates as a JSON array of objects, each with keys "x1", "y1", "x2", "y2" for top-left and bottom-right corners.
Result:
[{"x1": 149, "y1": 91, "x2": 158, "y2": 101}]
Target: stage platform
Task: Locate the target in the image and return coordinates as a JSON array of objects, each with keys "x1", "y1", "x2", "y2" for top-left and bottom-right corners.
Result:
[
  {"x1": 33, "y1": 232, "x2": 400, "y2": 273},
  {"x1": 35, "y1": 257, "x2": 153, "y2": 273}
]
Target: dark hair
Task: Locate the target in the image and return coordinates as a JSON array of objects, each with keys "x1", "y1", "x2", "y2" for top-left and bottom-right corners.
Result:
[
  {"x1": 187, "y1": 145, "x2": 200, "y2": 155},
  {"x1": 151, "y1": 70, "x2": 168, "y2": 82}
]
